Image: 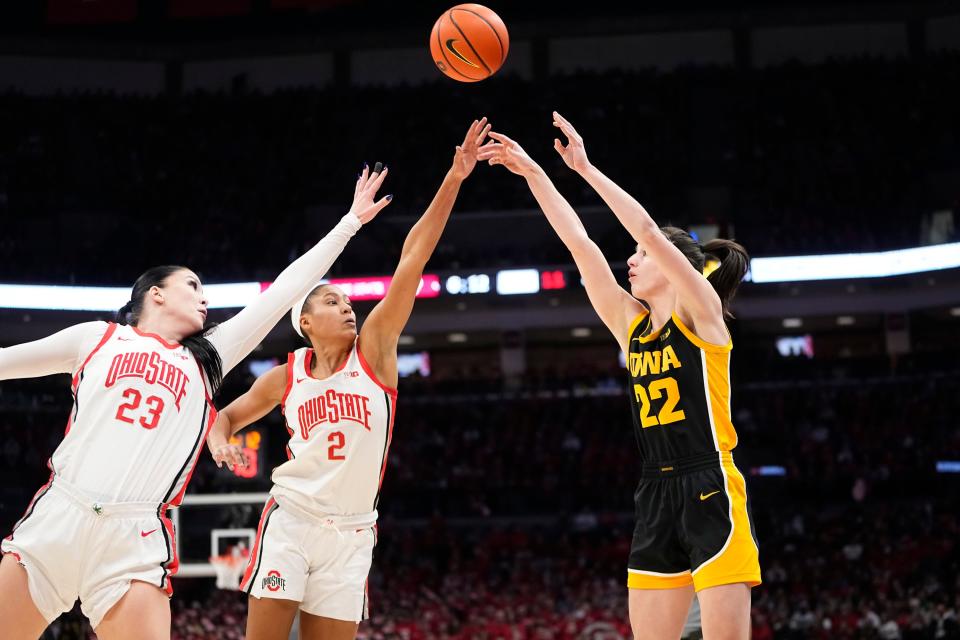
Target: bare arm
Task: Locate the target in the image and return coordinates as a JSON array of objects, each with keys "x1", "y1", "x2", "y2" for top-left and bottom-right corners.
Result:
[
  {"x1": 478, "y1": 132, "x2": 644, "y2": 350},
  {"x1": 361, "y1": 119, "x2": 490, "y2": 386},
  {"x1": 552, "y1": 112, "x2": 724, "y2": 331},
  {"x1": 208, "y1": 167, "x2": 391, "y2": 375},
  {"x1": 0, "y1": 321, "x2": 107, "y2": 381},
  {"x1": 207, "y1": 363, "x2": 288, "y2": 470}
]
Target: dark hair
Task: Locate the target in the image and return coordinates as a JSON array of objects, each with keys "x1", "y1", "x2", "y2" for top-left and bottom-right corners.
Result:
[
  {"x1": 659, "y1": 226, "x2": 750, "y2": 319},
  {"x1": 115, "y1": 265, "x2": 223, "y2": 394}
]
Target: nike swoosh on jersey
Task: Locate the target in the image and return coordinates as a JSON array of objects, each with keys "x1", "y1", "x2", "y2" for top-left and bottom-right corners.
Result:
[
  {"x1": 444, "y1": 39, "x2": 480, "y2": 68},
  {"x1": 141, "y1": 529, "x2": 158, "y2": 537},
  {"x1": 296, "y1": 378, "x2": 307, "y2": 384},
  {"x1": 699, "y1": 491, "x2": 721, "y2": 501}
]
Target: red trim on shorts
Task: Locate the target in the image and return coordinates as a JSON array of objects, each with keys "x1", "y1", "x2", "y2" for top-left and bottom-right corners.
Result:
[
  {"x1": 71, "y1": 322, "x2": 118, "y2": 390},
  {"x1": 131, "y1": 326, "x2": 181, "y2": 350},
  {"x1": 5, "y1": 473, "x2": 55, "y2": 543},
  {"x1": 158, "y1": 504, "x2": 178, "y2": 596},
  {"x1": 2, "y1": 551, "x2": 22, "y2": 563},
  {"x1": 239, "y1": 497, "x2": 277, "y2": 591},
  {"x1": 280, "y1": 352, "x2": 295, "y2": 411},
  {"x1": 356, "y1": 341, "x2": 398, "y2": 396}
]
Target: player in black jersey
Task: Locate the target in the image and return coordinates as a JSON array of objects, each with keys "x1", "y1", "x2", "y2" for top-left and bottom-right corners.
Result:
[{"x1": 479, "y1": 113, "x2": 760, "y2": 639}]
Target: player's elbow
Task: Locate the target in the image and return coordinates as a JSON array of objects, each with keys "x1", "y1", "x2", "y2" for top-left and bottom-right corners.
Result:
[
  {"x1": 396, "y1": 253, "x2": 428, "y2": 279},
  {"x1": 633, "y1": 221, "x2": 660, "y2": 245},
  {"x1": 565, "y1": 231, "x2": 595, "y2": 256}
]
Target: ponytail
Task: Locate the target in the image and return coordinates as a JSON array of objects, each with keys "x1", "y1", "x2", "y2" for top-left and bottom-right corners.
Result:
[
  {"x1": 117, "y1": 265, "x2": 224, "y2": 394},
  {"x1": 659, "y1": 227, "x2": 750, "y2": 320},
  {"x1": 180, "y1": 333, "x2": 224, "y2": 394},
  {"x1": 115, "y1": 300, "x2": 135, "y2": 324},
  {"x1": 702, "y1": 238, "x2": 750, "y2": 319}
]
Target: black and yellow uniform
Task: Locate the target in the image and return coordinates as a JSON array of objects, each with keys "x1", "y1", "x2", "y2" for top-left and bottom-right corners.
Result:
[{"x1": 625, "y1": 310, "x2": 760, "y2": 591}]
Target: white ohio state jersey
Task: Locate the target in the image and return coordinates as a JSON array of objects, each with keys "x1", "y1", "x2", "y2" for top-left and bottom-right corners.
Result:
[
  {"x1": 51, "y1": 323, "x2": 216, "y2": 505},
  {"x1": 271, "y1": 342, "x2": 397, "y2": 520}
]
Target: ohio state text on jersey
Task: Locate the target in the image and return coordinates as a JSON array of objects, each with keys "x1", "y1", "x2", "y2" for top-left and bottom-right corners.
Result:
[
  {"x1": 52, "y1": 323, "x2": 216, "y2": 506},
  {"x1": 271, "y1": 341, "x2": 396, "y2": 521}
]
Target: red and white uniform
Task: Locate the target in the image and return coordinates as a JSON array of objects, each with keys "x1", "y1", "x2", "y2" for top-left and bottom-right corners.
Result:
[
  {"x1": 53, "y1": 323, "x2": 216, "y2": 504},
  {"x1": 2, "y1": 322, "x2": 215, "y2": 627},
  {"x1": 0, "y1": 211, "x2": 364, "y2": 629},
  {"x1": 273, "y1": 343, "x2": 397, "y2": 521},
  {"x1": 241, "y1": 341, "x2": 396, "y2": 621}
]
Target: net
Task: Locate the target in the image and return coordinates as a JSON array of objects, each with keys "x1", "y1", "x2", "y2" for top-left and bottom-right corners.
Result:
[{"x1": 209, "y1": 544, "x2": 249, "y2": 591}]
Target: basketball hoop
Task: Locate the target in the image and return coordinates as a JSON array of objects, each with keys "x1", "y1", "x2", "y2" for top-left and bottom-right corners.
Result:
[{"x1": 209, "y1": 552, "x2": 246, "y2": 591}]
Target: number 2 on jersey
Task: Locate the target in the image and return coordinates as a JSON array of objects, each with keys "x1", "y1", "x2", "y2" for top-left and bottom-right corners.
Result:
[
  {"x1": 328, "y1": 431, "x2": 346, "y2": 460},
  {"x1": 115, "y1": 387, "x2": 165, "y2": 430},
  {"x1": 634, "y1": 377, "x2": 685, "y2": 428}
]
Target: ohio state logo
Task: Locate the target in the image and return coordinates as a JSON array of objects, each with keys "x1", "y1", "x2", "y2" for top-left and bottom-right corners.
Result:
[{"x1": 262, "y1": 570, "x2": 285, "y2": 592}]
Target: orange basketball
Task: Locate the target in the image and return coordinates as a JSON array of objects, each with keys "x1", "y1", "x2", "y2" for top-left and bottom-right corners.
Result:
[{"x1": 430, "y1": 4, "x2": 509, "y2": 82}]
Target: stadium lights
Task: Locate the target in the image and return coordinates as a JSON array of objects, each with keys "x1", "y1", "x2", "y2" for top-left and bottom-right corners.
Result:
[
  {"x1": 750, "y1": 466, "x2": 787, "y2": 477},
  {"x1": 0, "y1": 282, "x2": 264, "y2": 313},
  {"x1": 1, "y1": 242, "x2": 958, "y2": 311},
  {"x1": 0, "y1": 277, "x2": 438, "y2": 312},
  {"x1": 747, "y1": 241, "x2": 960, "y2": 283}
]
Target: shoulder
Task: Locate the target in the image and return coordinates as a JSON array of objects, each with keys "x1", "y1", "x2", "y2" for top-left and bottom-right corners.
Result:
[
  {"x1": 625, "y1": 305, "x2": 650, "y2": 335},
  {"x1": 672, "y1": 307, "x2": 731, "y2": 352},
  {"x1": 76, "y1": 320, "x2": 114, "y2": 353},
  {"x1": 76, "y1": 320, "x2": 111, "y2": 338},
  {"x1": 355, "y1": 337, "x2": 398, "y2": 395}
]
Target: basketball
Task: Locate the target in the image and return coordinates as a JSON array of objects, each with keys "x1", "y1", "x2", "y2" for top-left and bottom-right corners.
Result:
[{"x1": 430, "y1": 4, "x2": 509, "y2": 82}]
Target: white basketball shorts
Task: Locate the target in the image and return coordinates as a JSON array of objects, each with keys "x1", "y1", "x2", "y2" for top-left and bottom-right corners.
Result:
[
  {"x1": 1, "y1": 477, "x2": 176, "y2": 629},
  {"x1": 239, "y1": 497, "x2": 376, "y2": 622}
]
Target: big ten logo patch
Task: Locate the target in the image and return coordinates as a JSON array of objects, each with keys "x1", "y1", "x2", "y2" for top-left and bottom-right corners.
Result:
[{"x1": 262, "y1": 570, "x2": 286, "y2": 592}]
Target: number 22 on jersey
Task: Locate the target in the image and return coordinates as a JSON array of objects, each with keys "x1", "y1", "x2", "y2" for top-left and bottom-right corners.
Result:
[{"x1": 634, "y1": 377, "x2": 685, "y2": 428}]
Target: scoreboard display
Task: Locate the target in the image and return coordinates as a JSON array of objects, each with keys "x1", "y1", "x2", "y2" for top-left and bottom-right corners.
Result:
[{"x1": 228, "y1": 428, "x2": 263, "y2": 479}]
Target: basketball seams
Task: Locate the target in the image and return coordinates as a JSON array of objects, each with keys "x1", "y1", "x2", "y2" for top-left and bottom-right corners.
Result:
[
  {"x1": 448, "y1": 10, "x2": 493, "y2": 75},
  {"x1": 435, "y1": 14, "x2": 475, "y2": 82},
  {"x1": 454, "y1": 7, "x2": 506, "y2": 64}
]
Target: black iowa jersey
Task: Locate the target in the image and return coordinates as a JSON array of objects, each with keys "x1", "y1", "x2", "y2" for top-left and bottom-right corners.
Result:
[{"x1": 626, "y1": 310, "x2": 738, "y2": 462}]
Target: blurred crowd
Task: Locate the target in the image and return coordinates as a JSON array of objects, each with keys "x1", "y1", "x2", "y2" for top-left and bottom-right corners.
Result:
[
  {"x1": 33, "y1": 499, "x2": 960, "y2": 640},
  {"x1": 1, "y1": 54, "x2": 959, "y2": 285},
  {"x1": 2, "y1": 345, "x2": 957, "y2": 639}
]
